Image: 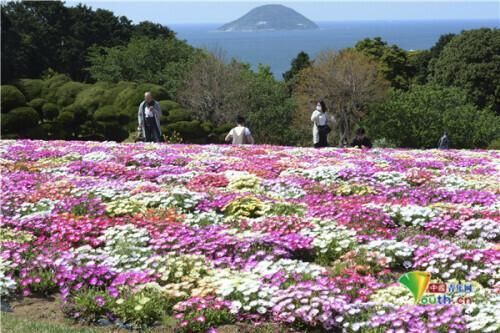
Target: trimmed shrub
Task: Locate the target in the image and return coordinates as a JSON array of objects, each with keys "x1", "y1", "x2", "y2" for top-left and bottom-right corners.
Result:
[
  {"x1": 137, "y1": 84, "x2": 169, "y2": 101},
  {"x1": 159, "y1": 100, "x2": 180, "y2": 112},
  {"x1": 487, "y1": 138, "x2": 500, "y2": 150},
  {"x1": 1, "y1": 85, "x2": 26, "y2": 112},
  {"x1": 96, "y1": 121, "x2": 129, "y2": 142},
  {"x1": 165, "y1": 120, "x2": 208, "y2": 142},
  {"x1": 44, "y1": 74, "x2": 71, "y2": 90},
  {"x1": 94, "y1": 105, "x2": 130, "y2": 125},
  {"x1": 55, "y1": 81, "x2": 88, "y2": 106},
  {"x1": 114, "y1": 86, "x2": 139, "y2": 108},
  {"x1": 16, "y1": 79, "x2": 44, "y2": 101},
  {"x1": 28, "y1": 98, "x2": 47, "y2": 113},
  {"x1": 1, "y1": 107, "x2": 39, "y2": 132},
  {"x1": 56, "y1": 111, "x2": 75, "y2": 128},
  {"x1": 166, "y1": 108, "x2": 191, "y2": 123},
  {"x1": 41, "y1": 103, "x2": 60, "y2": 120},
  {"x1": 213, "y1": 123, "x2": 233, "y2": 142},
  {"x1": 73, "y1": 83, "x2": 114, "y2": 113}
]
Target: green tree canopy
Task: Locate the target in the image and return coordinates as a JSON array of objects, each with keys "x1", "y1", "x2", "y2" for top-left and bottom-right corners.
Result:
[
  {"x1": 283, "y1": 51, "x2": 312, "y2": 83},
  {"x1": 87, "y1": 37, "x2": 197, "y2": 98},
  {"x1": 1, "y1": 2, "x2": 178, "y2": 83},
  {"x1": 355, "y1": 37, "x2": 413, "y2": 90},
  {"x1": 431, "y1": 28, "x2": 500, "y2": 114},
  {"x1": 364, "y1": 84, "x2": 499, "y2": 148}
]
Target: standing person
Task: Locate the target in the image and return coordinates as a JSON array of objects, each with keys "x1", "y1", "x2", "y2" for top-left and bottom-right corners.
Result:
[
  {"x1": 438, "y1": 132, "x2": 450, "y2": 149},
  {"x1": 351, "y1": 128, "x2": 372, "y2": 148},
  {"x1": 137, "y1": 92, "x2": 162, "y2": 143},
  {"x1": 311, "y1": 100, "x2": 330, "y2": 148},
  {"x1": 225, "y1": 115, "x2": 255, "y2": 145}
]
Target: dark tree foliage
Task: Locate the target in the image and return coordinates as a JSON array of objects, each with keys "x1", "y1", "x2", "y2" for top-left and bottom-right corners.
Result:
[
  {"x1": 431, "y1": 28, "x2": 500, "y2": 114},
  {"x1": 0, "y1": 1, "x2": 175, "y2": 83},
  {"x1": 355, "y1": 37, "x2": 413, "y2": 90},
  {"x1": 283, "y1": 51, "x2": 312, "y2": 82}
]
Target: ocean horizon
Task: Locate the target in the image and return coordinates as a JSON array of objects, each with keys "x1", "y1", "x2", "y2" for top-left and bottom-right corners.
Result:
[{"x1": 170, "y1": 19, "x2": 498, "y2": 78}]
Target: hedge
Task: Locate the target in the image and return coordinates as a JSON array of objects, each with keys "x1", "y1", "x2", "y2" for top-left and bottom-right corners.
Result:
[
  {"x1": 1, "y1": 106, "x2": 39, "y2": 132},
  {"x1": 1, "y1": 85, "x2": 26, "y2": 112}
]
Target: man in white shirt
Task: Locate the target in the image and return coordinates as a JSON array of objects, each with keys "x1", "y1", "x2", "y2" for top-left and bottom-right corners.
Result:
[
  {"x1": 225, "y1": 116, "x2": 255, "y2": 145},
  {"x1": 137, "y1": 92, "x2": 162, "y2": 142}
]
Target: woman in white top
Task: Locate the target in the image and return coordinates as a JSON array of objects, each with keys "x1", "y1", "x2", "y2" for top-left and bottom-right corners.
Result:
[
  {"x1": 225, "y1": 115, "x2": 255, "y2": 145},
  {"x1": 311, "y1": 100, "x2": 330, "y2": 148}
]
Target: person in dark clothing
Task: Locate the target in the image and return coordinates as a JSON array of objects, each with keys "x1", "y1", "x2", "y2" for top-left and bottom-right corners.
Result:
[
  {"x1": 438, "y1": 132, "x2": 450, "y2": 149},
  {"x1": 351, "y1": 128, "x2": 372, "y2": 148}
]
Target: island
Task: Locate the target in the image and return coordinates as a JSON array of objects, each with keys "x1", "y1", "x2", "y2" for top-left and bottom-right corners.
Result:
[{"x1": 218, "y1": 4, "x2": 319, "y2": 32}]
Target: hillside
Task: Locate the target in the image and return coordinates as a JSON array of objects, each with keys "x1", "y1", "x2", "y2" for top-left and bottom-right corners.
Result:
[{"x1": 218, "y1": 4, "x2": 318, "y2": 32}]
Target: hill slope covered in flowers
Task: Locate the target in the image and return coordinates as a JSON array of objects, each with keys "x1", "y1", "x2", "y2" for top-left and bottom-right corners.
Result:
[{"x1": 1, "y1": 140, "x2": 499, "y2": 332}]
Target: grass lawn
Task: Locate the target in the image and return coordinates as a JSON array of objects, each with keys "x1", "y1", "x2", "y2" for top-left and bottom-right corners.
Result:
[{"x1": 1, "y1": 313, "x2": 112, "y2": 333}]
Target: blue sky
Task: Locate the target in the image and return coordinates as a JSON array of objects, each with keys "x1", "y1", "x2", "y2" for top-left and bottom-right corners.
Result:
[{"x1": 66, "y1": 1, "x2": 500, "y2": 24}]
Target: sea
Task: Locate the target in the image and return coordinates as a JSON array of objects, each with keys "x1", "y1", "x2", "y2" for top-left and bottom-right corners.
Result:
[{"x1": 170, "y1": 20, "x2": 498, "y2": 79}]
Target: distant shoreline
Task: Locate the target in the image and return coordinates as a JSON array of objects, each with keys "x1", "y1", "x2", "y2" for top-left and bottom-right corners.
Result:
[{"x1": 169, "y1": 18, "x2": 499, "y2": 27}]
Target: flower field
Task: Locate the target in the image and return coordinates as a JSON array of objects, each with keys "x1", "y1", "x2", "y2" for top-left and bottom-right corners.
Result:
[{"x1": 1, "y1": 140, "x2": 499, "y2": 332}]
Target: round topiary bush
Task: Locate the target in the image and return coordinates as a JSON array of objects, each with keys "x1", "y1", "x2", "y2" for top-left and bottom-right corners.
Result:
[
  {"x1": 158, "y1": 100, "x2": 180, "y2": 112},
  {"x1": 113, "y1": 86, "x2": 141, "y2": 110},
  {"x1": 1, "y1": 106, "x2": 39, "y2": 133},
  {"x1": 72, "y1": 83, "x2": 113, "y2": 113},
  {"x1": 56, "y1": 111, "x2": 75, "y2": 128},
  {"x1": 165, "y1": 120, "x2": 208, "y2": 142},
  {"x1": 137, "y1": 84, "x2": 169, "y2": 101},
  {"x1": 28, "y1": 98, "x2": 48, "y2": 113},
  {"x1": 94, "y1": 105, "x2": 130, "y2": 125},
  {"x1": 43, "y1": 74, "x2": 71, "y2": 90},
  {"x1": 42, "y1": 102, "x2": 60, "y2": 120},
  {"x1": 488, "y1": 138, "x2": 500, "y2": 150},
  {"x1": 166, "y1": 108, "x2": 191, "y2": 123},
  {"x1": 1, "y1": 85, "x2": 26, "y2": 113},
  {"x1": 55, "y1": 81, "x2": 88, "y2": 106},
  {"x1": 16, "y1": 79, "x2": 44, "y2": 101}
]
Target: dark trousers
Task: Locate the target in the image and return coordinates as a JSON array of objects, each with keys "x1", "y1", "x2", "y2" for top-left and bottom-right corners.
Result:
[
  {"x1": 315, "y1": 126, "x2": 329, "y2": 148},
  {"x1": 145, "y1": 117, "x2": 161, "y2": 143}
]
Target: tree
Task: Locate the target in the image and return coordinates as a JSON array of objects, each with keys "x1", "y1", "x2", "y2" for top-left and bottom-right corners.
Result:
[
  {"x1": 132, "y1": 21, "x2": 174, "y2": 39},
  {"x1": 364, "y1": 84, "x2": 499, "y2": 148},
  {"x1": 408, "y1": 33, "x2": 457, "y2": 85},
  {"x1": 1, "y1": 2, "x2": 181, "y2": 83},
  {"x1": 177, "y1": 50, "x2": 251, "y2": 125},
  {"x1": 87, "y1": 37, "x2": 196, "y2": 97},
  {"x1": 294, "y1": 49, "x2": 389, "y2": 145},
  {"x1": 246, "y1": 65, "x2": 297, "y2": 145},
  {"x1": 355, "y1": 37, "x2": 413, "y2": 90},
  {"x1": 431, "y1": 28, "x2": 500, "y2": 114},
  {"x1": 283, "y1": 51, "x2": 312, "y2": 83}
]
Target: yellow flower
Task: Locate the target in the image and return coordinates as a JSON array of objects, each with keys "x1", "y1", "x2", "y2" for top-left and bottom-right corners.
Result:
[
  {"x1": 134, "y1": 305, "x2": 143, "y2": 311},
  {"x1": 139, "y1": 297, "x2": 150, "y2": 305},
  {"x1": 116, "y1": 298, "x2": 124, "y2": 305}
]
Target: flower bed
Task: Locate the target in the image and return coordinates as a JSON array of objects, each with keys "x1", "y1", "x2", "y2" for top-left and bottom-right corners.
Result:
[{"x1": 1, "y1": 140, "x2": 498, "y2": 332}]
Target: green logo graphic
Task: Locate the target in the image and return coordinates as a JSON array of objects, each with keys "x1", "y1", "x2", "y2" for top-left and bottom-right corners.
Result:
[{"x1": 399, "y1": 271, "x2": 431, "y2": 304}]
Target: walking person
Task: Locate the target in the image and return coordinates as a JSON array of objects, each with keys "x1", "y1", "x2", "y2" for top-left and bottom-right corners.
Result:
[
  {"x1": 225, "y1": 115, "x2": 255, "y2": 145},
  {"x1": 351, "y1": 128, "x2": 372, "y2": 149},
  {"x1": 311, "y1": 100, "x2": 331, "y2": 148},
  {"x1": 137, "y1": 92, "x2": 162, "y2": 143},
  {"x1": 438, "y1": 132, "x2": 450, "y2": 149}
]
